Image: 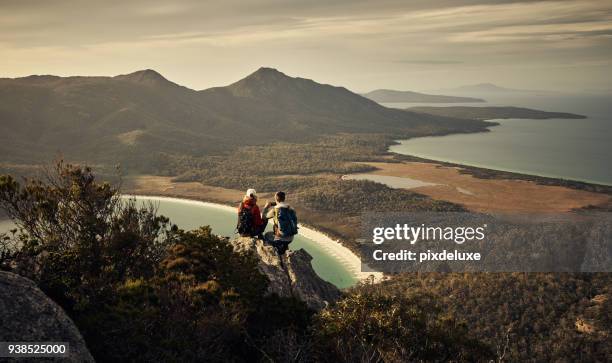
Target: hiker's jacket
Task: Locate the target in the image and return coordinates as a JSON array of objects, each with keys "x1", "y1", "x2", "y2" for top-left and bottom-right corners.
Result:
[
  {"x1": 239, "y1": 196, "x2": 264, "y2": 228},
  {"x1": 265, "y1": 202, "x2": 295, "y2": 242}
]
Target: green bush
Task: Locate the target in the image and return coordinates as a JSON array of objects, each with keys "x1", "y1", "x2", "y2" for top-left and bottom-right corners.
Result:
[
  {"x1": 312, "y1": 282, "x2": 492, "y2": 362},
  {"x1": 297, "y1": 179, "x2": 465, "y2": 214}
]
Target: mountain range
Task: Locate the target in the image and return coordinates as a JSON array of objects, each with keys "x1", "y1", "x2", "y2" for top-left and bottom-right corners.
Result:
[
  {"x1": 361, "y1": 89, "x2": 485, "y2": 103},
  {"x1": 0, "y1": 67, "x2": 488, "y2": 171}
]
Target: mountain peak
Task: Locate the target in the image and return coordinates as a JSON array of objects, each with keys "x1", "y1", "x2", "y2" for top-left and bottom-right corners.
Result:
[
  {"x1": 246, "y1": 67, "x2": 288, "y2": 81},
  {"x1": 254, "y1": 66, "x2": 283, "y2": 73},
  {"x1": 227, "y1": 67, "x2": 296, "y2": 97},
  {"x1": 114, "y1": 69, "x2": 173, "y2": 87}
]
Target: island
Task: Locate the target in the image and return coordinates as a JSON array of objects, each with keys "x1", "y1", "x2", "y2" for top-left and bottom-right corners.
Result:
[
  {"x1": 361, "y1": 89, "x2": 485, "y2": 103},
  {"x1": 407, "y1": 106, "x2": 586, "y2": 120}
]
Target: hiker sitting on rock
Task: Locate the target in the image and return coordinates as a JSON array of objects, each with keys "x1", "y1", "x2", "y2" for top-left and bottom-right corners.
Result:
[
  {"x1": 237, "y1": 188, "x2": 266, "y2": 238},
  {"x1": 263, "y1": 191, "x2": 298, "y2": 255}
]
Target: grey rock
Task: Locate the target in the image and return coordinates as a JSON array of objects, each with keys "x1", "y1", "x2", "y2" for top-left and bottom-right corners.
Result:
[
  {"x1": 231, "y1": 237, "x2": 341, "y2": 310},
  {"x1": 0, "y1": 271, "x2": 94, "y2": 362}
]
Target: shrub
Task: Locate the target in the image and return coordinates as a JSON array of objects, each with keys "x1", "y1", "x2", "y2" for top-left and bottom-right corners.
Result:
[
  {"x1": 312, "y1": 282, "x2": 492, "y2": 362},
  {"x1": 0, "y1": 162, "x2": 313, "y2": 362}
]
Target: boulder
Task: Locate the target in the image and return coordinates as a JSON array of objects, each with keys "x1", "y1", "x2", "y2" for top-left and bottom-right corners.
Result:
[
  {"x1": 0, "y1": 271, "x2": 94, "y2": 362},
  {"x1": 231, "y1": 237, "x2": 341, "y2": 310}
]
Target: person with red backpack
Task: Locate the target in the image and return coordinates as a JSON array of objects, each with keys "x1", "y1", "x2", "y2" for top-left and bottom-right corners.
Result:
[
  {"x1": 263, "y1": 191, "x2": 298, "y2": 255},
  {"x1": 236, "y1": 188, "x2": 266, "y2": 238}
]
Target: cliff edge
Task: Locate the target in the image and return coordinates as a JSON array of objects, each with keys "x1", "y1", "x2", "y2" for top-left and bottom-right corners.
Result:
[{"x1": 231, "y1": 237, "x2": 341, "y2": 310}]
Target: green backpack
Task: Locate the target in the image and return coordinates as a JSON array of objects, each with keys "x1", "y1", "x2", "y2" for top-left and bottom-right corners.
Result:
[{"x1": 274, "y1": 207, "x2": 298, "y2": 237}]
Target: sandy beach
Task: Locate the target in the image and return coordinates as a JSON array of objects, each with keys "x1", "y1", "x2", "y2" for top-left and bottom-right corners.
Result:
[{"x1": 125, "y1": 194, "x2": 383, "y2": 283}]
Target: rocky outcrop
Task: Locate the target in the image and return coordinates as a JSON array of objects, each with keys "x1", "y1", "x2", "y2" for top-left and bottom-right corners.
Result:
[
  {"x1": 231, "y1": 237, "x2": 341, "y2": 310},
  {"x1": 0, "y1": 271, "x2": 94, "y2": 362}
]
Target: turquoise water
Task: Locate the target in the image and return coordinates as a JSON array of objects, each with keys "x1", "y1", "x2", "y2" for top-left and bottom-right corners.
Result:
[
  {"x1": 385, "y1": 94, "x2": 612, "y2": 185},
  {"x1": 133, "y1": 197, "x2": 357, "y2": 288},
  {"x1": 0, "y1": 196, "x2": 358, "y2": 288}
]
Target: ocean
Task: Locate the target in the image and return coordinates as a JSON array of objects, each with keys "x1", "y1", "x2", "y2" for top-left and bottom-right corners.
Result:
[{"x1": 384, "y1": 93, "x2": 612, "y2": 185}]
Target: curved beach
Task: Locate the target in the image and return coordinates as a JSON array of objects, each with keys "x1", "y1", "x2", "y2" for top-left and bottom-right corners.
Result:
[{"x1": 125, "y1": 194, "x2": 383, "y2": 283}]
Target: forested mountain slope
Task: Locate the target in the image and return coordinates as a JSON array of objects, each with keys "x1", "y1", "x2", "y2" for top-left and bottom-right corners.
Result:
[{"x1": 0, "y1": 68, "x2": 489, "y2": 171}]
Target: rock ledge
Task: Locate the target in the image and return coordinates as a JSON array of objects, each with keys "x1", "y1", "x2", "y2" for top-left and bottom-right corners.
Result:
[{"x1": 231, "y1": 237, "x2": 341, "y2": 310}]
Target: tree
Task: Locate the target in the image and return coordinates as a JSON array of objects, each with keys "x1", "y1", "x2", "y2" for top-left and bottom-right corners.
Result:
[
  {"x1": 0, "y1": 162, "x2": 313, "y2": 362},
  {"x1": 0, "y1": 161, "x2": 172, "y2": 309}
]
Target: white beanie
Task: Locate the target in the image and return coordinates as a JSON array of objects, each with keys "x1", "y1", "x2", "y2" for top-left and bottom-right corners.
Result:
[{"x1": 245, "y1": 188, "x2": 257, "y2": 198}]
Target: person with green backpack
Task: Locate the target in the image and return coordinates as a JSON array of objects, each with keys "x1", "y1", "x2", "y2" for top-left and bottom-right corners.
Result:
[{"x1": 263, "y1": 191, "x2": 298, "y2": 255}]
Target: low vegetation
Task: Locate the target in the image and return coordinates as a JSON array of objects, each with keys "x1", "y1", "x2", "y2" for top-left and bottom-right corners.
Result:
[
  {"x1": 296, "y1": 179, "x2": 463, "y2": 214},
  {"x1": 0, "y1": 163, "x2": 490, "y2": 362},
  {"x1": 0, "y1": 163, "x2": 312, "y2": 361},
  {"x1": 409, "y1": 106, "x2": 586, "y2": 120},
  {"x1": 314, "y1": 283, "x2": 492, "y2": 362},
  {"x1": 379, "y1": 273, "x2": 611, "y2": 362},
  {"x1": 163, "y1": 134, "x2": 465, "y2": 251},
  {"x1": 168, "y1": 134, "x2": 391, "y2": 183},
  {"x1": 2, "y1": 164, "x2": 609, "y2": 362}
]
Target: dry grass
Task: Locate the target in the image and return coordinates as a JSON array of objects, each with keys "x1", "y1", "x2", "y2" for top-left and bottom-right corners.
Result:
[
  {"x1": 116, "y1": 129, "x2": 145, "y2": 145},
  {"x1": 358, "y1": 162, "x2": 611, "y2": 213}
]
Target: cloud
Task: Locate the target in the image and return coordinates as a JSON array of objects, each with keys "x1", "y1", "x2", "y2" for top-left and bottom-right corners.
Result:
[
  {"x1": 0, "y1": 0, "x2": 610, "y2": 91},
  {"x1": 2, "y1": 0, "x2": 611, "y2": 49},
  {"x1": 396, "y1": 60, "x2": 464, "y2": 65}
]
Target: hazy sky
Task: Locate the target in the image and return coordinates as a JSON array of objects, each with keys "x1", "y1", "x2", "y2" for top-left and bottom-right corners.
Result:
[{"x1": 1, "y1": 0, "x2": 611, "y2": 92}]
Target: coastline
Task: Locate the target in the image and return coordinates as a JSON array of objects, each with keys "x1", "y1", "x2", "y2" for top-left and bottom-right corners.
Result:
[
  {"x1": 380, "y1": 98, "x2": 612, "y2": 191},
  {"x1": 349, "y1": 160, "x2": 611, "y2": 213},
  {"x1": 391, "y1": 152, "x2": 612, "y2": 195},
  {"x1": 387, "y1": 119, "x2": 612, "y2": 194},
  {"x1": 124, "y1": 194, "x2": 383, "y2": 283}
]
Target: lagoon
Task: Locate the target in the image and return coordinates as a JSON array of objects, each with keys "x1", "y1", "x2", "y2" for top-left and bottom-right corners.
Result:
[
  {"x1": 0, "y1": 195, "x2": 363, "y2": 288},
  {"x1": 133, "y1": 196, "x2": 360, "y2": 288}
]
